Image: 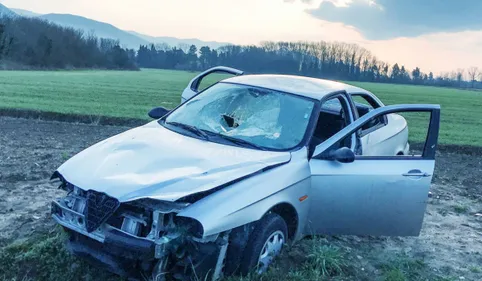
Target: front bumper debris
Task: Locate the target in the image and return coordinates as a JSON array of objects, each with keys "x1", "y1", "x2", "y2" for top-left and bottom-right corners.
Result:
[{"x1": 51, "y1": 185, "x2": 229, "y2": 280}]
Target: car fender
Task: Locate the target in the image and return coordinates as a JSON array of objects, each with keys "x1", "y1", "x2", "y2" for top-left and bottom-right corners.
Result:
[{"x1": 177, "y1": 148, "x2": 311, "y2": 240}]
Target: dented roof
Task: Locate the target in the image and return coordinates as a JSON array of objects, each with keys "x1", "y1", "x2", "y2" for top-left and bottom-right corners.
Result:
[{"x1": 223, "y1": 74, "x2": 371, "y2": 100}]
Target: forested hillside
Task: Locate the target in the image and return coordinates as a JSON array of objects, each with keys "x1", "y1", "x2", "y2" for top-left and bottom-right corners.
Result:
[{"x1": 0, "y1": 16, "x2": 137, "y2": 70}]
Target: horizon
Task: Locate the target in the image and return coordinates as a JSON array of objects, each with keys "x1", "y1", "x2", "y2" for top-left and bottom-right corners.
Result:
[{"x1": 1, "y1": 0, "x2": 481, "y2": 75}]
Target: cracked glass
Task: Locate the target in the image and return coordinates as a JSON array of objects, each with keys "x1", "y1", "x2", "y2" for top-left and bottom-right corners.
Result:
[{"x1": 166, "y1": 83, "x2": 315, "y2": 150}]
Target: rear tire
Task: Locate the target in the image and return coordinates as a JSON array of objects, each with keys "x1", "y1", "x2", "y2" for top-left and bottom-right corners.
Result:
[{"x1": 239, "y1": 213, "x2": 288, "y2": 275}]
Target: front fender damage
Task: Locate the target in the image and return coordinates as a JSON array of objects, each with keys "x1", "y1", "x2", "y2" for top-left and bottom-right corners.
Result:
[
  {"x1": 51, "y1": 157, "x2": 290, "y2": 280},
  {"x1": 52, "y1": 184, "x2": 232, "y2": 280}
]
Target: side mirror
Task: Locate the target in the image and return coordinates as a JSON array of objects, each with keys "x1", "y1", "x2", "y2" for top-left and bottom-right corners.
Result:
[
  {"x1": 320, "y1": 147, "x2": 355, "y2": 163},
  {"x1": 148, "y1": 106, "x2": 170, "y2": 119}
]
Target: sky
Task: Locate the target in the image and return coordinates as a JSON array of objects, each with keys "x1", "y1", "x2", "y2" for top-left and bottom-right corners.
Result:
[{"x1": 1, "y1": 0, "x2": 481, "y2": 74}]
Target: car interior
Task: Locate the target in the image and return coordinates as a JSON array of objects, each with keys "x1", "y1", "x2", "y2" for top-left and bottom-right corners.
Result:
[
  {"x1": 309, "y1": 97, "x2": 351, "y2": 155},
  {"x1": 352, "y1": 94, "x2": 386, "y2": 131},
  {"x1": 308, "y1": 95, "x2": 385, "y2": 157}
]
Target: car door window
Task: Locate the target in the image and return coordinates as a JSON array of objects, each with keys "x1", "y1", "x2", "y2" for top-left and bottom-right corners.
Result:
[
  {"x1": 352, "y1": 95, "x2": 386, "y2": 133},
  {"x1": 308, "y1": 105, "x2": 440, "y2": 236},
  {"x1": 317, "y1": 108, "x2": 437, "y2": 158},
  {"x1": 309, "y1": 95, "x2": 353, "y2": 156}
]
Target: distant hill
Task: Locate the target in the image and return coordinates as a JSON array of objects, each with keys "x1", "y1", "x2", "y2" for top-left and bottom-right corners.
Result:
[
  {"x1": 11, "y1": 8, "x2": 42, "y2": 17},
  {"x1": 2, "y1": 5, "x2": 232, "y2": 50},
  {"x1": 128, "y1": 31, "x2": 230, "y2": 50},
  {"x1": 38, "y1": 13, "x2": 149, "y2": 49},
  {"x1": 0, "y1": 3, "x2": 16, "y2": 18}
]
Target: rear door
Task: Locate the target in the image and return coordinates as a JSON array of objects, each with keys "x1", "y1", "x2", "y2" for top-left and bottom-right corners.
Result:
[
  {"x1": 181, "y1": 66, "x2": 243, "y2": 103},
  {"x1": 307, "y1": 104, "x2": 440, "y2": 236}
]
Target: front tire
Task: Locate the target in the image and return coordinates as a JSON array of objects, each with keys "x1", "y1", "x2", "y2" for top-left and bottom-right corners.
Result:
[{"x1": 239, "y1": 213, "x2": 288, "y2": 275}]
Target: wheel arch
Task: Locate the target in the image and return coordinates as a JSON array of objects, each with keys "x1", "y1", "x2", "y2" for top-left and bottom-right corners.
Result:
[{"x1": 265, "y1": 202, "x2": 298, "y2": 240}]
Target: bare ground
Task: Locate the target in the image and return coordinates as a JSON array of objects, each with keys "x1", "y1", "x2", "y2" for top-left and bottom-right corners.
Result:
[{"x1": 0, "y1": 117, "x2": 481, "y2": 280}]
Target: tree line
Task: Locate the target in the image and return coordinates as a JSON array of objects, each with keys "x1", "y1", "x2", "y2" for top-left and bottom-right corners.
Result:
[
  {"x1": 0, "y1": 14, "x2": 480, "y2": 89},
  {"x1": 137, "y1": 42, "x2": 482, "y2": 89},
  {"x1": 0, "y1": 16, "x2": 137, "y2": 70}
]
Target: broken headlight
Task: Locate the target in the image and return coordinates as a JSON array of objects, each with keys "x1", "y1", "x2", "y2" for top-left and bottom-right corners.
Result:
[
  {"x1": 122, "y1": 199, "x2": 204, "y2": 239},
  {"x1": 173, "y1": 216, "x2": 204, "y2": 238}
]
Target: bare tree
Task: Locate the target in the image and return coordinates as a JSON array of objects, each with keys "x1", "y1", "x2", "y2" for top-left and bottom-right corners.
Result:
[
  {"x1": 468, "y1": 66, "x2": 479, "y2": 88},
  {"x1": 456, "y1": 69, "x2": 464, "y2": 87}
]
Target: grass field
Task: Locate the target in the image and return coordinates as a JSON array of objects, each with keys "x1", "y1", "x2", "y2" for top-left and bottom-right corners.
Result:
[{"x1": 0, "y1": 69, "x2": 481, "y2": 146}]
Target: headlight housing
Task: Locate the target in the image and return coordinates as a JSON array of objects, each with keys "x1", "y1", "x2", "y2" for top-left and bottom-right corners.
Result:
[{"x1": 173, "y1": 216, "x2": 204, "y2": 238}]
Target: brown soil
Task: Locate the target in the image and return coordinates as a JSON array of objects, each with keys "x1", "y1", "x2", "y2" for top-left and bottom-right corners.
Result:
[
  {"x1": 0, "y1": 116, "x2": 481, "y2": 280},
  {"x1": 0, "y1": 117, "x2": 130, "y2": 245}
]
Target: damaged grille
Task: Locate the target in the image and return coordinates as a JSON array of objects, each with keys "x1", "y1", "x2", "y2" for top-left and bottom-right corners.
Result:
[{"x1": 84, "y1": 190, "x2": 120, "y2": 232}]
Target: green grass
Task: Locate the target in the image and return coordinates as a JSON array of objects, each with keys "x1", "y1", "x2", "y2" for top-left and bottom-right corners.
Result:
[
  {"x1": 2, "y1": 232, "x2": 457, "y2": 281},
  {"x1": 452, "y1": 204, "x2": 469, "y2": 214},
  {"x1": 0, "y1": 230, "x2": 121, "y2": 281},
  {"x1": 0, "y1": 69, "x2": 481, "y2": 146},
  {"x1": 379, "y1": 254, "x2": 428, "y2": 281},
  {"x1": 469, "y1": 266, "x2": 481, "y2": 273}
]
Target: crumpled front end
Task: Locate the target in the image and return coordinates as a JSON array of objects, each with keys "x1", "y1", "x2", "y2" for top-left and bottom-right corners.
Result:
[{"x1": 51, "y1": 177, "x2": 230, "y2": 280}]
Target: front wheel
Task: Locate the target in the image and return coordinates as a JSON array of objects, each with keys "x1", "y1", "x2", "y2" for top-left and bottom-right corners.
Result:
[{"x1": 239, "y1": 213, "x2": 288, "y2": 275}]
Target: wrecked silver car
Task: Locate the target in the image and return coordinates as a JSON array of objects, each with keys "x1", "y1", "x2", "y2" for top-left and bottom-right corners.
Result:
[{"x1": 51, "y1": 71, "x2": 440, "y2": 280}]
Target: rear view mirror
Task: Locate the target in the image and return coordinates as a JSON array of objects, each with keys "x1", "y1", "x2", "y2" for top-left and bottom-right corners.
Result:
[
  {"x1": 148, "y1": 106, "x2": 170, "y2": 119},
  {"x1": 330, "y1": 147, "x2": 355, "y2": 163},
  {"x1": 317, "y1": 147, "x2": 355, "y2": 163}
]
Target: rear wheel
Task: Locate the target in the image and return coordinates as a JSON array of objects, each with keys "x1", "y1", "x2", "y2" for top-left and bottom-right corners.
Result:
[{"x1": 239, "y1": 213, "x2": 288, "y2": 275}]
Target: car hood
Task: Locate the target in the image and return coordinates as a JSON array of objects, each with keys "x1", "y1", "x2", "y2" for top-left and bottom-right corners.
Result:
[{"x1": 57, "y1": 121, "x2": 291, "y2": 202}]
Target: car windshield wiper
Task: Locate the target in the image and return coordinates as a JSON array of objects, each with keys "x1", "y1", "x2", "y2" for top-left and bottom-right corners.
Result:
[
  {"x1": 166, "y1": 122, "x2": 209, "y2": 140},
  {"x1": 206, "y1": 132, "x2": 266, "y2": 151}
]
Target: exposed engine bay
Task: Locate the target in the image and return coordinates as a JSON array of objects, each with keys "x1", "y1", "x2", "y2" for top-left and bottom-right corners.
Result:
[{"x1": 51, "y1": 176, "x2": 240, "y2": 280}]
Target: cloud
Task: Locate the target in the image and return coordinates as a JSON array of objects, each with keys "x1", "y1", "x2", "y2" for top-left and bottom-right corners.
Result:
[{"x1": 306, "y1": 0, "x2": 482, "y2": 39}]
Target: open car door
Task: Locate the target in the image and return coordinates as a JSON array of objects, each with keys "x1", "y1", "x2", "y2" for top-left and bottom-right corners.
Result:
[
  {"x1": 181, "y1": 66, "x2": 244, "y2": 103},
  {"x1": 308, "y1": 104, "x2": 440, "y2": 236}
]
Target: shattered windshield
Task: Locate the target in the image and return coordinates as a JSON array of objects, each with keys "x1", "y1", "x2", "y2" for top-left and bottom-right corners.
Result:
[{"x1": 164, "y1": 83, "x2": 315, "y2": 150}]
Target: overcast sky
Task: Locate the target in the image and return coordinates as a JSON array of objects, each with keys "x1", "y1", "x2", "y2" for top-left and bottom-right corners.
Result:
[{"x1": 1, "y1": 0, "x2": 481, "y2": 73}]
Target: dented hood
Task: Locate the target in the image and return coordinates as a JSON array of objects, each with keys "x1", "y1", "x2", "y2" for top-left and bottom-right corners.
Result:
[{"x1": 57, "y1": 121, "x2": 290, "y2": 202}]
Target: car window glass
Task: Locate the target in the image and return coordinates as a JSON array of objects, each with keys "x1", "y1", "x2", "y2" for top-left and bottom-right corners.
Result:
[
  {"x1": 394, "y1": 112, "x2": 431, "y2": 156},
  {"x1": 353, "y1": 95, "x2": 374, "y2": 112},
  {"x1": 166, "y1": 83, "x2": 315, "y2": 150},
  {"x1": 353, "y1": 95, "x2": 384, "y2": 131},
  {"x1": 320, "y1": 98, "x2": 342, "y2": 112},
  {"x1": 330, "y1": 111, "x2": 431, "y2": 157},
  {"x1": 310, "y1": 96, "x2": 352, "y2": 154}
]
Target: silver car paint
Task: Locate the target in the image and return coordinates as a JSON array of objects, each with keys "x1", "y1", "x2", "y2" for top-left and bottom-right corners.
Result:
[
  {"x1": 360, "y1": 113, "x2": 409, "y2": 156},
  {"x1": 223, "y1": 75, "x2": 372, "y2": 101},
  {"x1": 178, "y1": 147, "x2": 312, "y2": 239},
  {"x1": 308, "y1": 158, "x2": 433, "y2": 236},
  {"x1": 180, "y1": 105, "x2": 437, "y2": 239},
  {"x1": 57, "y1": 120, "x2": 291, "y2": 202},
  {"x1": 56, "y1": 93, "x2": 436, "y2": 242},
  {"x1": 181, "y1": 69, "x2": 372, "y2": 103}
]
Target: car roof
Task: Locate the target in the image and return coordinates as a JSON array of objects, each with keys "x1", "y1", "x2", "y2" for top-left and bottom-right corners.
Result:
[{"x1": 222, "y1": 74, "x2": 372, "y2": 100}]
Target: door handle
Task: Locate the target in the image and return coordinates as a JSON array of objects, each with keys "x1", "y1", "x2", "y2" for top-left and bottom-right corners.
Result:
[{"x1": 402, "y1": 169, "x2": 431, "y2": 177}]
